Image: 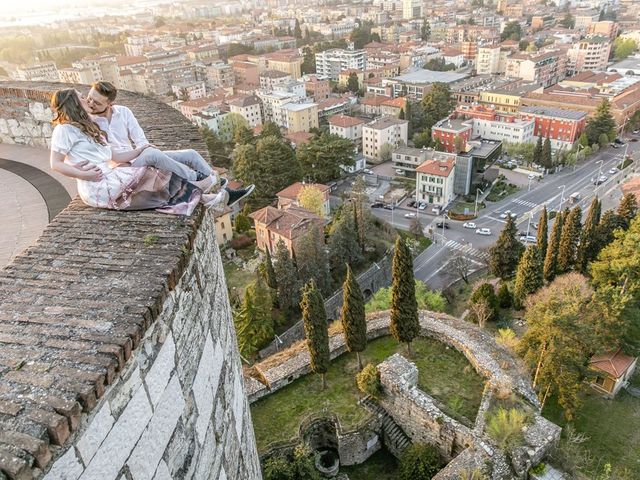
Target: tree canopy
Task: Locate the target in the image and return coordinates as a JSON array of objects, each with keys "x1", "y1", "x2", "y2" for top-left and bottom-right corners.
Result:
[
  {"x1": 296, "y1": 132, "x2": 355, "y2": 183},
  {"x1": 585, "y1": 99, "x2": 616, "y2": 145},
  {"x1": 420, "y1": 83, "x2": 456, "y2": 131}
]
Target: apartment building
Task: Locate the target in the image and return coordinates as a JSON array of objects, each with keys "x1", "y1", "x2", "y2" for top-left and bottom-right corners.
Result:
[
  {"x1": 281, "y1": 102, "x2": 319, "y2": 133},
  {"x1": 15, "y1": 62, "x2": 59, "y2": 82},
  {"x1": 362, "y1": 117, "x2": 409, "y2": 162},
  {"x1": 455, "y1": 104, "x2": 535, "y2": 144},
  {"x1": 259, "y1": 70, "x2": 292, "y2": 91},
  {"x1": 587, "y1": 21, "x2": 619, "y2": 40},
  {"x1": 478, "y1": 83, "x2": 542, "y2": 114},
  {"x1": 265, "y1": 49, "x2": 303, "y2": 80},
  {"x1": 431, "y1": 118, "x2": 473, "y2": 153},
  {"x1": 277, "y1": 182, "x2": 331, "y2": 217},
  {"x1": 567, "y1": 35, "x2": 612, "y2": 74},
  {"x1": 392, "y1": 146, "x2": 428, "y2": 175},
  {"x1": 574, "y1": 9, "x2": 600, "y2": 31},
  {"x1": 476, "y1": 46, "x2": 510, "y2": 75},
  {"x1": 519, "y1": 106, "x2": 587, "y2": 150},
  {"x1": 505, "y1": 50, "x2": 567, "y2": 88},
  {"x1": 172, "y1": 81, "x2": 206, "y2": 101},
  {"x1": 205, "y1": 63, "x2": 234, "y2": 89},
  {"x1": 303, "y1": 74, "x2": 331, "y2": 101},
  {"x1": 416, "y1": 158, "x2": 456, "y2": 207},
  {"x1": 329, "y1": 114, "x2": 365, "y2": 147},
  {"x1": 315, "y1": 48, "x2": 367, "y2": 81},
  {"x1": 228, "y1": 94, "x2": 263, "y2": 128},
  {"x1": 402, "y1": 0, "x2": 422, "y2": 19}
]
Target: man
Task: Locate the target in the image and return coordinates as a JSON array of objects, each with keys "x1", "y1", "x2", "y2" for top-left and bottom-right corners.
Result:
[{"x1": 86, "y1": 81, "x2": 253, "y2": 207}]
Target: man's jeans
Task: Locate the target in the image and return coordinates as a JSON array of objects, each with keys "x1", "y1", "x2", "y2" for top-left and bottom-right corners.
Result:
[{"x1": 132, "y1": 148, "x2": 213, "y2": 182}]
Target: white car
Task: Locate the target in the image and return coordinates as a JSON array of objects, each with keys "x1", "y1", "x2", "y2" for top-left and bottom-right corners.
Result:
[
  {"x1": 499, "y1": 210, "x2": 511, "y2": 219},
  {"x1": 463, "y1": 222, "x2": 477, "y2": 229},
  {"x1": 519, "y1": 235, "x2": 537, "y2": 243},
  {"x1": 608, "y1": 167, "x2": 618, "y2": 174},
  {"x1": 528, "y1": 173, "x2": 537, "y2": 180},
  {"x1": 476, "y1": 228, "x2": 492, "y2": 236},
  {"x1": 363, "y1": 168, "x2": 374, "y2": 174},
  {"x1": 404, "y1": 213, "x2": 416, "y2": 218},
  {"x1": 395, "y1": 169, "x2": 404, "y2": 175},
  {"x1": 418, "y1": 202, "x2": 427, "y2": 210}
]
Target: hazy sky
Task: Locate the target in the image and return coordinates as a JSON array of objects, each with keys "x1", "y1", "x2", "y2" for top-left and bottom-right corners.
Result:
[{"x1": 0, "y1": 0, "x2": 133, "y2": 16}]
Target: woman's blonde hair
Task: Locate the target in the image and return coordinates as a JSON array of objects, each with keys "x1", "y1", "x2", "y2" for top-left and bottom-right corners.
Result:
[{"x1": 51, "y1": 89, "x2": 108, "y2": 146}]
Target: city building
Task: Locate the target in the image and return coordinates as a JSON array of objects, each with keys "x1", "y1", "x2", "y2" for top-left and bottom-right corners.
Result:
[
  {"x1": 277, "y1": 182, "x2": 331, "y2": 217},
  {"x1": 172, "y1": 81, "x2": 206, "y2": 101},
  {"x1": 303, "y1": 74, "x2": 331, "y2": 101},
  {"x1": 228, "y1": 95, "x2": 263, "y2": 128},
  {"x1": 505, "y1": 50, "x2": 567, "y2": 88},
  {"x1": 574, "y1": 9, "x2": 600, "y2": 31},
  {"x1": 380, "y1": 97, "x2": 407, "y2": 118},
  {"x1": 567, "y1": 35, "x2": 612, "y2": 74},
  {"x1": 431, "y1": 118, "x2": 473, "y2": 153},
  {"x1": 265, "y1": 49, "x2": 303, "y2": 80},
  {"x1": 259, "y1": 70, "x2": 292, "y2": 91},
  {"x1": 205, "y1": 63, "x2": 235, "y2": 89},
  {"x1": 478, "y1": 83, "x2": 542, "y2": 114},
  {"x1": 281, "y1": 102, "x2": 319, "y2": 133},
  {"x1": 213, "y1": 208, "x2": 233, "y2": 245},
  {"x1": 402, "y1": 0, "x2": 422, "y2": 19},
  {"x1": 392, "y1": 146, "x2": 428, "y2": 175},
  {"x1": 382, "y1": 69, "x2": 468, "y2": 101},
  {"x1": 362, "y1": 117, "x2": 409, "y2": 162},
  {"x1": 250, "y1": 205, "x2": 325, "y2": 256},
  {"x1": 519, "y1": 106, "x2": 587, "y2": 150},
  {"x1": 476, "y1": 46, "x2": 510, "y2": 75},
  {"x1": 415, "y1": 157, "x2": 456, "y2": 207},
  {"x1": 361, "y1": 95, "x2": 391, "y2": 116},
  {"x1": 328, "y1": 114, "x2": 365, "y2": 147},
  {"x1": 587, "y1": 21, "x2": 619, "y2": 40},
  {"x1": 455, "y1": 105, "x2": 535, "y2": 144},
  {"x1": 16, "y1": 62, "x2": 59, "y2": 82},
  {"x1": 231, "y1": 61, "x2": 260, "y2": 88},
  {"x1": 315, "y1": 48, "x2": 367, "y2": 81}
]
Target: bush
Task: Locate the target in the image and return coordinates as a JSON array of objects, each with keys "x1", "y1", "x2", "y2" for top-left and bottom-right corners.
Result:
[
  {"x1": 230, "y1": 235, "x2": 254, "y2": 250},
  {"x1": 263, "y1": 444, "x2": 321, "y2": 480},
  {"x1": 529, "y1": 462, "x2": 546, "y2": 476},
  {"x1": 469, "y1": 282, "x2": 499, "y2": 321},
  {"x1": 356, "y1": 363, "x2": 382, "y2": 398},
  {"x1": 486, "y1": 408, "x2": 527, "y2": 450},
  {"x1": 366, "y1": 280, "x2": 446, "y2": 313},
  {"x1": 496, "y1": 328, "x2": 518, "y2": 350},
  {"x1": 497, "y1": 283, "x2": 512, "y2": 308},
  {"x1": 399, "y1": 443, "x2": 443, "y2": 480},
  {"x1": 235, "y1": 213, "x2": 252, "y2": 233}
]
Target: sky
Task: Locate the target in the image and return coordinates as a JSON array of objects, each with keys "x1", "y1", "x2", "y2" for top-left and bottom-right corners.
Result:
[{"x1": 0, "y1": 0, "x2": 131, "y2": 16}]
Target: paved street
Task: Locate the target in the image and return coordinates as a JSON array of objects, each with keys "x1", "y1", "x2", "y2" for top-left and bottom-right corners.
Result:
[{"x1": 367, "y1": 141, "x2": 640, "y2": 290}]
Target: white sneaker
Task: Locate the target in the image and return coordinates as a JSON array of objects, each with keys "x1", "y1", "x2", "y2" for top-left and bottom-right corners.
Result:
[{"x1": 203, "y1": 189, "x2": 229, "y2": 212}]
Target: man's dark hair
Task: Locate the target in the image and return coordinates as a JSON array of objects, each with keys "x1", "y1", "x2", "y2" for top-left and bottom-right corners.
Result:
[{"x1": 92, "y1": 81, "x2": 118, "y2": 102}]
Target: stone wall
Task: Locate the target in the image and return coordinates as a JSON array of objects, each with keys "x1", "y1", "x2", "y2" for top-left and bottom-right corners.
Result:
[{"x1": 0, "y1": 82, "x2": 260, "y2": 480}]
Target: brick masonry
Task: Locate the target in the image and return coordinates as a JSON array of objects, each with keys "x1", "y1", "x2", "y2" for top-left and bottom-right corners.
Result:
[{"x1": 0, "y1": 82, "x2": 261, "y2": 480}]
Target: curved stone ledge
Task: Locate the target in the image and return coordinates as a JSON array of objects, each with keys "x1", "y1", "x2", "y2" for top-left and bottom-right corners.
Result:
[
  {"x1": 0, "y1": 82, "x2": 259, "y2": 480},
  {"x1": 246, "y1": 310, "x2": 538, "y2": 407}
]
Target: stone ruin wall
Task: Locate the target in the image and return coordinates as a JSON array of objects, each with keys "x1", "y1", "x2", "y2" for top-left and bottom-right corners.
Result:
[{"x1": 0, "y1": 82, "x2": 261, "y2": 480}]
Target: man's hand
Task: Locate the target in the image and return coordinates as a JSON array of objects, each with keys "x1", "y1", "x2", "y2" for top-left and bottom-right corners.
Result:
[{"x1": 76, "y1": 161, "x2": 103, "y2": 181}]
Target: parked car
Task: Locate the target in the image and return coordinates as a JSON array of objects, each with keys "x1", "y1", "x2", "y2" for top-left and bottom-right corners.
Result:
[
  {"x1": 370, "y1": 202, "x2": 383, "y2": 208},
  {"x1": 395, "y1": 169, "x2": 404, "y2": 175},
  {"x1": 435, "y1": 222, "x2": 450, "y2": 229},
  {"x1": 614, "y1": 138, "x2": 625, "y2": 145},
  {"x1": 519, "y1": 235, "x2": 537, "y2": 243},
  {"x1": 418, "y1": 202, "x2": 427, "y2": 210},
  {"x1": 407, "y1": 200, "x2": 417, "y2": 207},
  {"x1": 608, "y1": 167, "x2": 619, "y2": 174},
  {"x1": 383, "y1": 204, "x2": 395, "y2": 210},
  {"x1": 404, "y1": 213, "x2": 416, "y2": 218},
  {"x1": 528, "y1": 173, "x2": 537, "y2": 180},
  {"x1": 476, "y1": 228, "x2": 492, "y2": 236},
  {"x1": 610, "y1": 143, "x2": 620, "y2": 149},
  {"x1": 463, "y1": 222, "x2": 477, "y2": 229},
  {"x1": 363, "y1": 168, "x2": 374, "y2": 174}
]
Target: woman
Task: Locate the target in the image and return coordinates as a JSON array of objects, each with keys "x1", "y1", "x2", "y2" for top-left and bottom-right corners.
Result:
[{"x1": 49, "y1": 88, "x2": 229, "y2": 215}]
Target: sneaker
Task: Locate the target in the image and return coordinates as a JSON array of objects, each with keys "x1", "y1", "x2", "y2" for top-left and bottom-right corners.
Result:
[
  {"x1": 191, "y1": 173, "x2": 215, "y2": 193},
  {"x1": 203, "y1": 189, "x2": 229, "y2": 212},
  {"x1": 226, "y1": 184, "x2": 255, "y2": 208}
]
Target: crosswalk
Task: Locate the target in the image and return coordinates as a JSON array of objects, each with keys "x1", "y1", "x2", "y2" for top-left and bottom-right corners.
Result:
[
  {"x1": 512, "y1": 198, "x2": 538, "y2": 208},
  {"x1": 444, "y1": 240, "x2": 491, "y2": 261}
]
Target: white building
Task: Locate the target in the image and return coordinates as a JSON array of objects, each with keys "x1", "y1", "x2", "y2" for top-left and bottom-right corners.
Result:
[
  {"x1": 362, "y1": 116, "x2": 409, "y2": 161},
  {"x1": 228, "y1": 95, "x2": 263, "y2": 128},
  {"x1": 15, "y1": 62, "x2": 59, "y2": 82},
  {"x1": 192, "y1": 107, "x2": 227, "y2": 133},
  {"x1": 416, "y1": 157, "x2": 456, "y2": 207},
  {"x1": 328, "y1": 114, "x2": 365, "y2": 146},
  {"x1": 567, "y1": 35, "x2": 612, "y2": 74},
  {"x1": 315, "y1": 48, "x2": 367, "y2": 81},
  {"x1": 259, "y1": 70, "x2": 292, "y2": 91},
  {"x1": 171, "y1": 81, "x2": 206, "y2": 101},
  {"x1": 257, "y1": 90, "x2": 304, "y2": 124},
  {"x1": 476, "y1": 46, "x2": 509, "y2": 75},
  {"x1": 472, "y1": 117, "x2": 535, "y2": 144},
  {"x1": 402, "y1": 0, "x2": 422, "y2": 19}
]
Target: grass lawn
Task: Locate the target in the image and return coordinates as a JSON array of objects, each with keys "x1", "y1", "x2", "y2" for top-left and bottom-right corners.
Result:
[
  {"x1": 250, "y1": 336, "x2": 486, "y2": 452},
  {"x1": 486, "y1": 179, "x2": 519, "y2": 202},
  {"x1": 449, "y1": 200, "x2": 485, "y2": 216},
  {"x1": 444, "y1": 278, "x2": 478, "y2": 318},
  {"x1": 543, "y1": 391, "x2": 640, "y2": 477},
  {"x1": 341, "y1": 448, "x2": 398, "y2": 479},
  {"x1": 223, "y1": 262, "x2": 255, "y2": 299}
]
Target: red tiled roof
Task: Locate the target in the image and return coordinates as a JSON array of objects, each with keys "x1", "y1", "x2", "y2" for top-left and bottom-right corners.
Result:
[
  {"x1": 328, "y1": 114, "x2": 365, "y2": 127},
  {"x1": 590, "y1": 349, "x2": 636, "y2": 379},
  {"x1": 381, "y1": 97, "x2": 407, "y2": 109},
  {"x1": 416, "y1": 158, "x2": 455, "y2": 177},
  {"x1": 285, "y1": 131, "x2": 313, "y2": 146},
  {"x1": 249, "y1": 205, "x2": 323, "y2": 241},
  {"x1": 276, "y1": 182, "x2": 330, "y2": 200},
  {"x1": 361, "y1": 95, "x2": 391, "y2": 106}
]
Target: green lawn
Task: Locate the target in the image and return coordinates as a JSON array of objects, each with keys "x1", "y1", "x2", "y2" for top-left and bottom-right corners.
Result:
[
  {"x1": 486, "y1": 180, "x2": 519, "y2": 202},
  {"x1": 223, "y1": 262, "x2": 256, "y2": 299},
  {"x1": 250, "y1": 336, "x2": 486, "y2": 451},
  {"x1": 543, "y1": 391, "x2": 640, "y2": 477},
  {"x1": 341, "y1": 448, "x2": 398, "y2": 479}
]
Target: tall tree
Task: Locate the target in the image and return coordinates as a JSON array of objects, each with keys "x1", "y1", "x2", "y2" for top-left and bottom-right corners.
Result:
[
  {"x1": 469, "y1": 282, "x2": 499, "y2": 322},
  {"x1": 296, "y1": 132, "x2": 355, "y2": 183},
  {"x1": 273, "y1": 240, "x2": 301, "y2": 316},
  {"x1": 390, "y1": 236, "x2": 420, "y2": 355},
  {"x1": 296, "y1": 227, "x2": 332, "y2": 296},
  {"x1": 328, "y1": 205, "x2": 364, "y2": 282},
  {"x1": 617, "y1": 192, "x2": 638, "y2": 230},
  {"x1": 347, "y1": 72, "x2": 359, "y2": 93},
  {"x1": 517, "y1": 273, "x2": 599, "y2": 418},
  {"x1": 557, "y1": 206, "x2": 582, "y2": 273},
  {"x1": 420, "y1": 82, "x2": 456, "y2": 130},
  {"x1": 533, "y1": 136, "x2": 543, "y2": 168},
  {"x1": 513, "y1": 245, "x2": 543, "y2": 309},
  {"x1": 537, "y1": 205, "x2": 549, "y2": 259},
  {"x1": 594, "y1": 209, "x2": 626, "y2": 255},
  {"x1": 341, "y1": 265, "x2": 367, "y2": 370},
  {"x1": 420, "y1": 18, "x2": 431, "y2": 41},
  {"x1": 261, "y1": 248, "x2": 278, "y2": 291},
  {"x1": 301, "y1": 46, "x2": 316, "y2": 74},
  {"x1": 301, "y1": 281, "x2": 330, "y2": 389},
  {"x1": 576, "y1": 197, "x2": 601, "y2": 273},
  {"x1": 544, "y1": 211, "x2": 564, "y2": 282},
  {"x1": 234, "y1": 275, "x2": 274, "y2": 359},
  {"x1": 501, "y1": 21, "x2": 523, "y2": 41},
  {"x1": 585, "y1": 99, "x2": 617, "y2": 145},
  {"x1": 294, "y1": 18, "x2": 302, "y2": 39},
  {"x1": 260, "y1": 121, "x2": 283, "y2": 139},
  {"x1": 489, "y1": 216, "x2": 525, "y2": 279},
  {"x1": 297, "y1": 185, "x2": 326, "y2": 217},
  {"x1": 541, "y1": 137, "x2": 553, "y2": 170}
]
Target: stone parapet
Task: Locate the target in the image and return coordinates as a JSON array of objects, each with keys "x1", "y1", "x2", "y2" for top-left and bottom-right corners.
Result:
[{"x1": 0, "y1": 82, "x2": 260, "y2": 480}]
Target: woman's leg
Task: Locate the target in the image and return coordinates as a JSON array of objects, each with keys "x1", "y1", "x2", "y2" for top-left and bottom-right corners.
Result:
[{"x1": 132, "y1": 148, "x2": 200, "y2": 181}]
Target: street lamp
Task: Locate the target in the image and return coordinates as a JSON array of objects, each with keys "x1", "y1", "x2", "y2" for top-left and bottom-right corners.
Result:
[
  {"x1": 474, "y1": 188, "x2": 484, "y2": 217},
  {"x1": 558, "y1": 185, "x2": 566, "y2": 211}
]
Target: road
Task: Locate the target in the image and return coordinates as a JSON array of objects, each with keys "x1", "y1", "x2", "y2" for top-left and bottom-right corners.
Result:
[{"x1": 369, "y1": 141, "x2": 640, "y2": 290}]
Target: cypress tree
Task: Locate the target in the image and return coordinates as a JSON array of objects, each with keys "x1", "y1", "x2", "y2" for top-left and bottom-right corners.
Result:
[
  {"x1": 557, "y1": 206, "x2": 582, "y2": 273},
  {"x1": 576, "y1": 197, "x2": 601, "y2": 273},
  {"x1": 544, "y1": 210, "x2": 564, "y2": 282},
  {"x1": 341, "y1": 265, "x2": 367, "y2": 370},
  {"x1": 301, "y1": 280, "x2": 330, "y2": 390},
  {"x1": 390, "y1": 236, "x2": 419, "y2": 355},
  {"x1": 594, "y1": 209, "x2": 626, "y2": 255},
  {"x1": 617, "y1": 192, "x2": 638, "y2": 230},
  {"x1": 329, "y1": 206, "x2": 364, "y2": 282},
  {"x1": 497, "y1": 283, "x2": 512, "y2": 309},
  {"x1": 537, "y1": 205, "x2": 549, "y2": 259},
  {"x1": 542, "y1": 137, "x2": 553, "y2": 169},
  {"x1": 296, "y1": 227, "x2": 331, "y2": 296},
  {"x1": 273, "y1": 240, "x2": 301, "y2": 316},
  {"x1": 533, "y1": 136, "x2": 543, "y2": 167},
  {"x1": 513, "y1": 245, "x2": 543, "y2": 309},
  {"x1": 234, "y1": 275, "x2": 274, "y2": 359},
  {"x1": 263, "y1": 249, "x2": 278, "y2": 290},
  {"x1": 489, "y1": 216, "x2": 525, "y2": 279}
]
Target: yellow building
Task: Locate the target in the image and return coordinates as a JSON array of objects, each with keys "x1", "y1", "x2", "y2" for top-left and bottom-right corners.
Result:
[
  {"x1": 266, "y1": 50, "x2": 303, "y2": 80},
  {"x1": 213, "y1": 208, "x2": 233, "y2": 246},
  {"x1": 282, "y1": 102, "x2": 319, "y2": 133},
  {"x1": 338, "y1": 69, "x2": 365, "y2": 89},
  {"x1": 478, "y1": 90, "x2": 523, "y2": 114}
]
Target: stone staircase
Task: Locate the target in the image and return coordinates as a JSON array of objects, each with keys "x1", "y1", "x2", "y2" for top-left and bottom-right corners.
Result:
[{"x1": 360, "y1": 396, "x2": 411, "y2": 457}]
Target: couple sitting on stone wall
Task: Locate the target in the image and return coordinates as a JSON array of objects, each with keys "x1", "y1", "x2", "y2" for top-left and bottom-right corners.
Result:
[{"x1": 49, "y1": 81, "x2": 253, "y2": 215}]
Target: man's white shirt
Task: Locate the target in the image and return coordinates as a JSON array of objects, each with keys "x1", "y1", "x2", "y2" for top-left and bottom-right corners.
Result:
[{"x1": 92, "y1": 105, "x2": 149, "y2": 152}]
